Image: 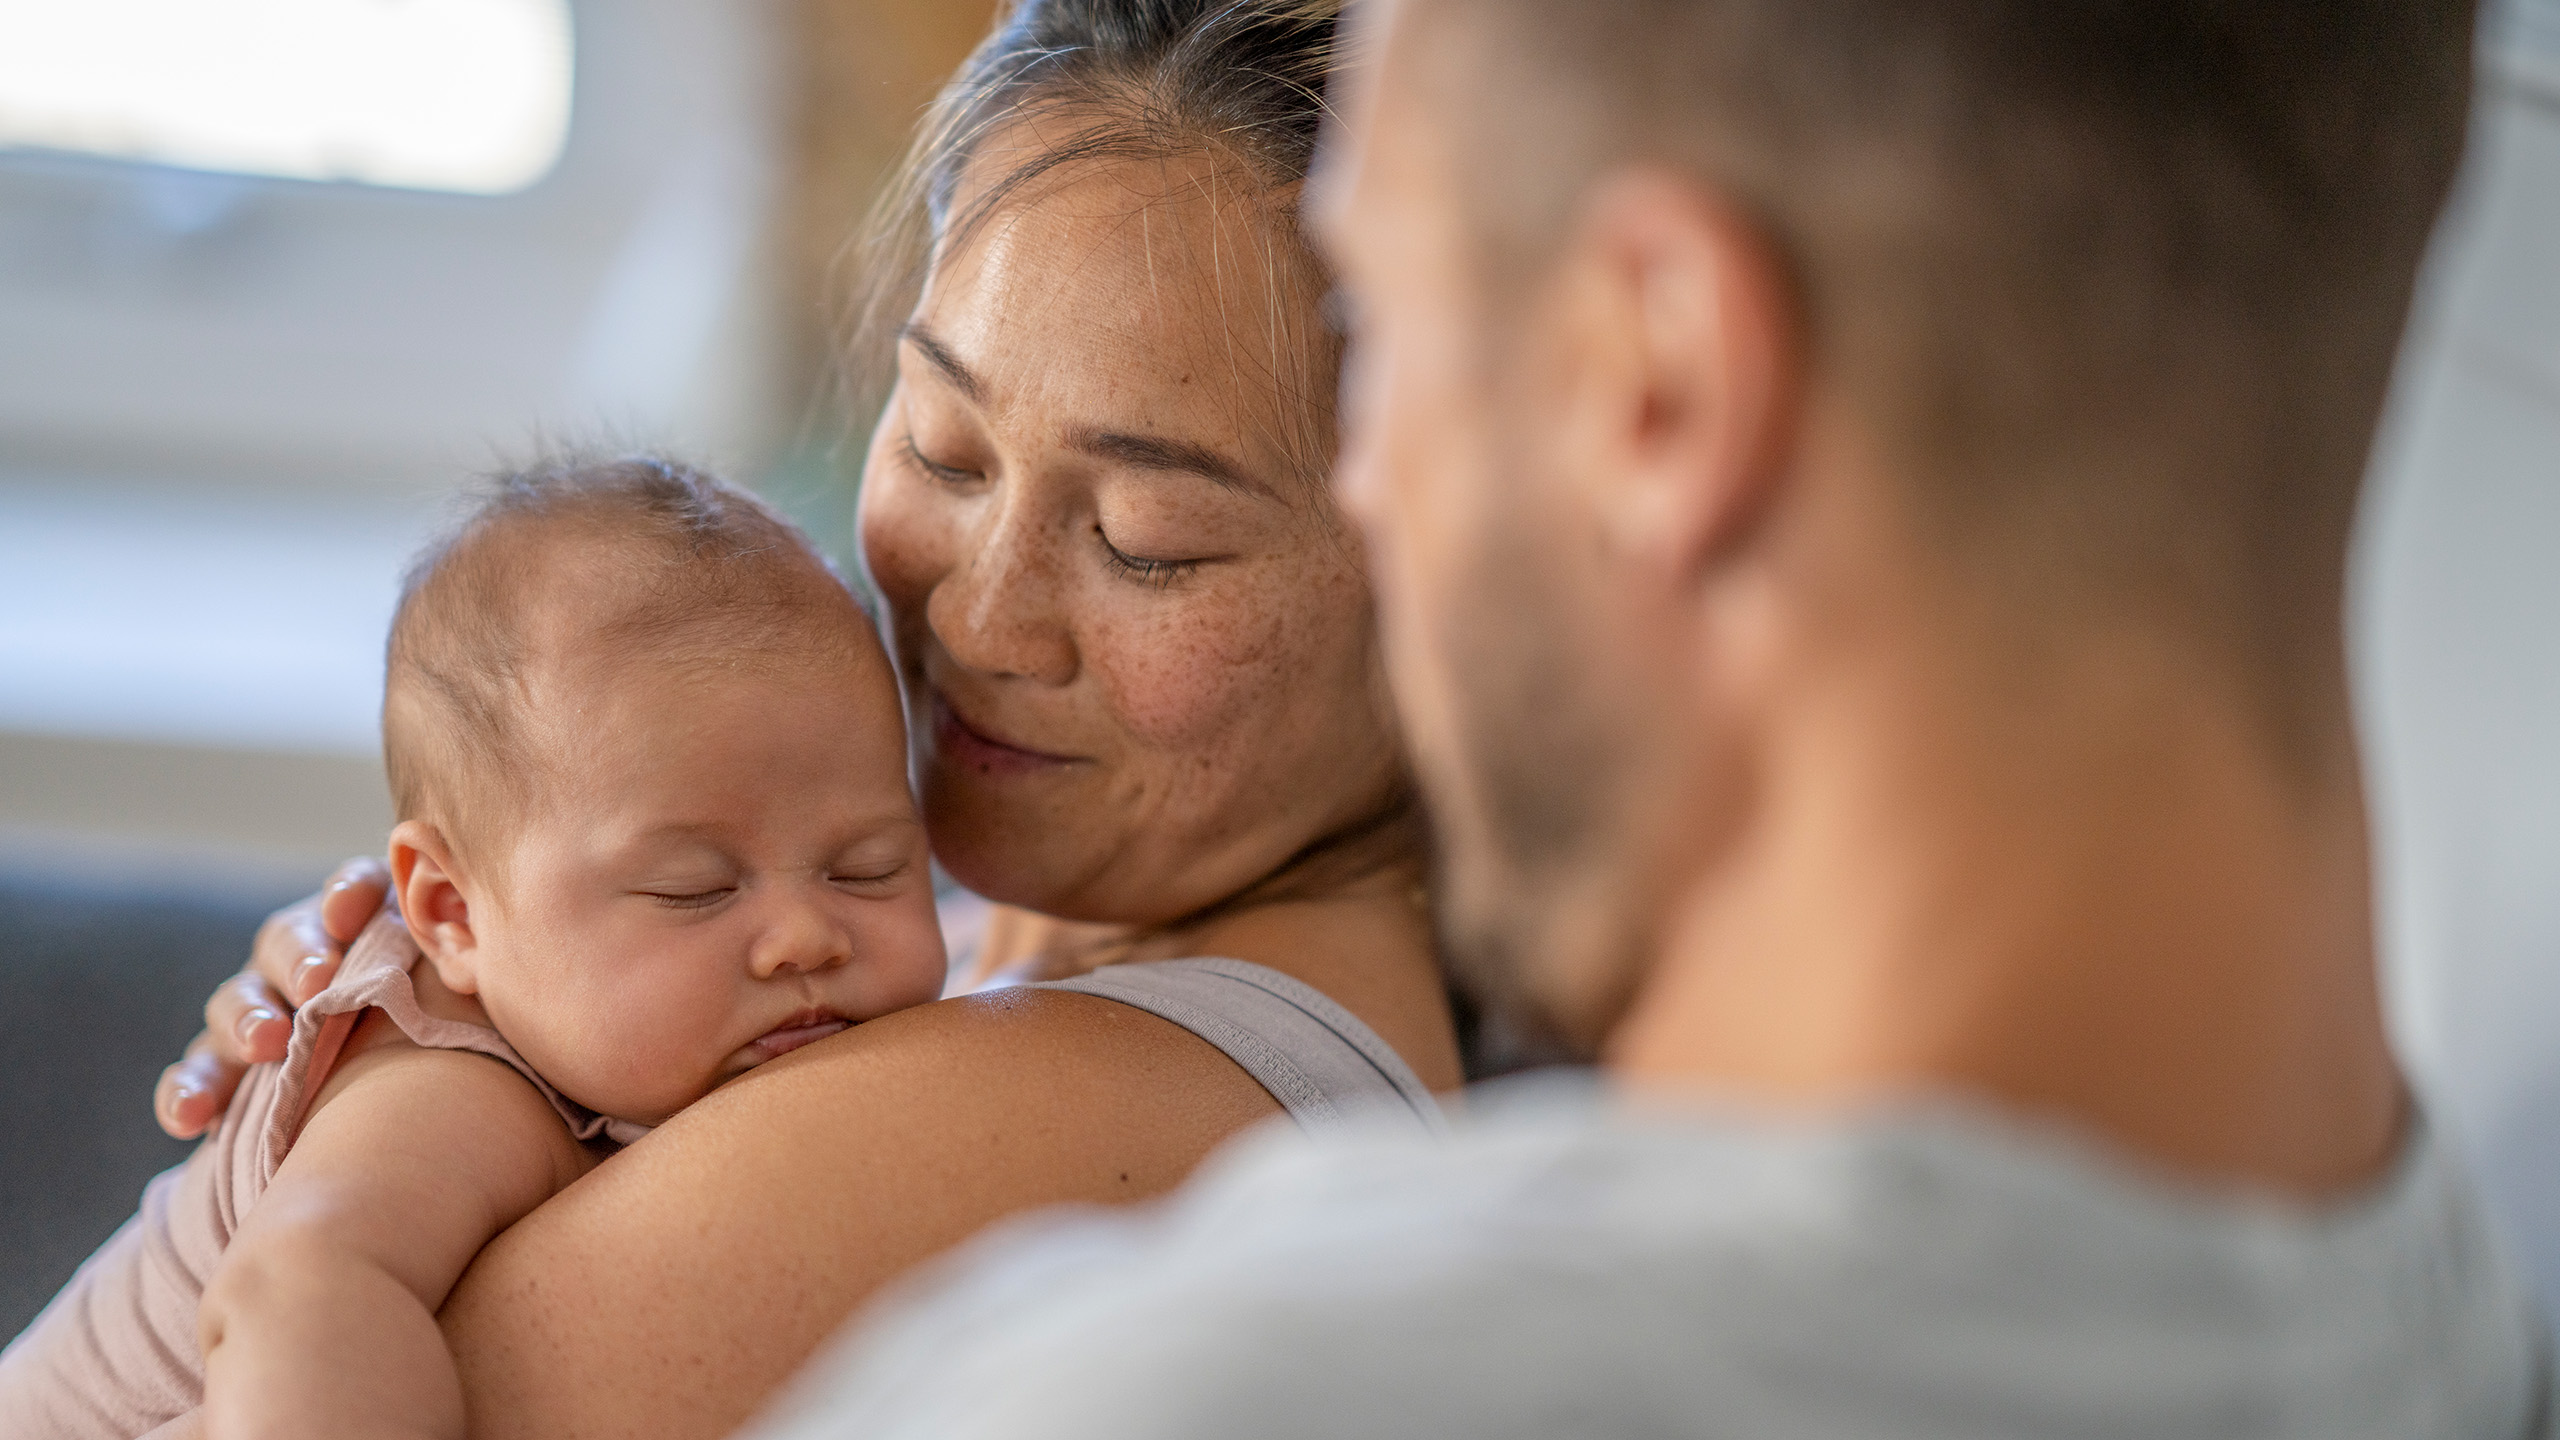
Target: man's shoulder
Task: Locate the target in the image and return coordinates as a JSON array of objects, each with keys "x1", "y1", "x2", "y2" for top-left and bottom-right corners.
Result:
[{"x1": 756, "y1": 1085, "x2": 2552, "y2": 1440}]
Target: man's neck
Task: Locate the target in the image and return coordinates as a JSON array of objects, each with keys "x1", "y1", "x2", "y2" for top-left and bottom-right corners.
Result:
[{"x1": 1605, "y1": 619, "x2": 2404, "y2": 1197}]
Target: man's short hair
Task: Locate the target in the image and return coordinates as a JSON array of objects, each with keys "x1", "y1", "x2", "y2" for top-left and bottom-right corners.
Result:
[
  {"x1": 1421, "y1": 0, "x2": 2476, "y2": 720},
  {"x1": 383, "y1": 454, "x2": 862, "y2": 857}
]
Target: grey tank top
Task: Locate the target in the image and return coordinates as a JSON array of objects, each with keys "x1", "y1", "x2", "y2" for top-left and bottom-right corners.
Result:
[{"x1": 1029, "y1": 958, "x2": 1446, "y2": 1136}]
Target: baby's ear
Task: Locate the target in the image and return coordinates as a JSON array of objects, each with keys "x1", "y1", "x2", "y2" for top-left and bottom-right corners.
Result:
[{"x1": 388, "y1": 820, "x2": 485, "y2": 996}]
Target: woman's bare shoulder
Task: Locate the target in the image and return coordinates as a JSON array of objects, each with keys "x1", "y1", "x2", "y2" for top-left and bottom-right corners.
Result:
[
  {"x1": 754, "y1": 983, "x2": 1280, "y2": 1116},
  {"x1": 612, "y1": 986, "x2": 1287, "y2": 1242},
  {"x1": 441, "y1": 989, "x2": 1282, "y2": 1440}
]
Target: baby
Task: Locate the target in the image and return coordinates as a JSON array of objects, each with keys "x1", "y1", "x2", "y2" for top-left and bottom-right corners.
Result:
[{"x1": 0, "y1": 457, "x2": 950, "y2": 1440}]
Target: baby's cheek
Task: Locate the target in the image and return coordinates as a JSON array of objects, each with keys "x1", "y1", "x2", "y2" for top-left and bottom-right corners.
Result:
[
  {"x1": 536, "y1": 960, "x2": 738, "y2": 1123},
  {"x1": 878, "y1": 889, "x2": 957, "y2": 1008}
]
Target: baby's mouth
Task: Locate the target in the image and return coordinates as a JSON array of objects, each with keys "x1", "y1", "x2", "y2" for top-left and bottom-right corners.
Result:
[{"x1": 743, "y1": 1010, "x2": 851, "y2": 1064}]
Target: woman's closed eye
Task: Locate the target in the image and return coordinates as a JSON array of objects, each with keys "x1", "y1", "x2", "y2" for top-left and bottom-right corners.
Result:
[
  {"x1": 905, "y1": 427, "x2": 1226, "y2": 587},
  {"x1": 1097, "y1": 528, "x2": 1210, "y2": 588},
  {"x1": 902, "y1": 434, "x2": 980, "y2": 487}
]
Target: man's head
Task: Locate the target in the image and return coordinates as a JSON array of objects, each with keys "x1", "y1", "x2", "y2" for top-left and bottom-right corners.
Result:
[{"x1": 1316, "y1": 0, "x2": 2475, "y2": 1056}]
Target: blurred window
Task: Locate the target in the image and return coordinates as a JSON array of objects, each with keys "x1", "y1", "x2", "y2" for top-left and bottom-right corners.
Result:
[
  {"x1": 2504, "y1": 0, "x2": 2560, "y2": 94},
  {"x1": 0, "y1": 0, "x2": 572, "y2": 195}
]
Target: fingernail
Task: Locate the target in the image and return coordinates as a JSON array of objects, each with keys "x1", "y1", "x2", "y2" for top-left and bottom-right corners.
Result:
[
  {"x1": 295, "y1": 955, "x2": 329, "y2": 995},
  {"x1": 236, "y1": 1006, "x2": 280, "y2": 1044},
  {"x1": 172, "y1": 1077, "x2": 204, "y2": 1103}
]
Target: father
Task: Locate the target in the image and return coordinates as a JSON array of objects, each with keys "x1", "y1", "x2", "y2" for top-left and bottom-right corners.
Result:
[{"x1": 753, "y1": 0, "x2": 2552, "y2": 1434}]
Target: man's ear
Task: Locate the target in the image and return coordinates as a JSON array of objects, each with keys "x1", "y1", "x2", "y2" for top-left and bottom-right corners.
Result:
[
  {"x1": 388, "y1": 819, "x2": 485, "y2": 996},
  {"x1": 1554, "y1": 166, "x2": 1800, "y2": 582}
]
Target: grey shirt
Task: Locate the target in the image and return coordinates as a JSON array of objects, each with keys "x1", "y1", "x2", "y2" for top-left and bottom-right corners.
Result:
[{"x1": 748, "y1": 1078, "x2": 2553, "y2": 1439}]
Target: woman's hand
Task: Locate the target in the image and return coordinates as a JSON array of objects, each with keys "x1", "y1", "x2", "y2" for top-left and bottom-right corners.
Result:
[{"x1": 152, "y1": 857, "x2": 391, "y2": 1139}]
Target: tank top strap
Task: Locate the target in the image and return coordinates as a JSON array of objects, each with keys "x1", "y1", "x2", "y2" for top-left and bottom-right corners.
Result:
[{"x1": 1029, "y1": 958, "x2": 1447, "y2": 1136}]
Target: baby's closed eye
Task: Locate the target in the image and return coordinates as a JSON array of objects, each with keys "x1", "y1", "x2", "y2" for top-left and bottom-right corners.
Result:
[
  {"x1": 636, "y1": 885, "x2": 737, "y2": 911},
  {"x1": 827, "y1": 863, "x2": 909, "y2": 890}
]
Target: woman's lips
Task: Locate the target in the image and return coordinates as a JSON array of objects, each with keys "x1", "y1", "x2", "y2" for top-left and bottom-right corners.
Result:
[{"x1": 932, "y1": 692, "x2": 1082, "y2": 776}]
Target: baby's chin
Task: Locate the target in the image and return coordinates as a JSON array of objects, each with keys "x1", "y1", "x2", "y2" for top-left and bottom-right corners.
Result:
[{"x1": 558, "y1": 1009, "x2": 873, "y2": 1124}]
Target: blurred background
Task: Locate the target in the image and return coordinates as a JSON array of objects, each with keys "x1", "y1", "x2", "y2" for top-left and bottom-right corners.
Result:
[
  {"x1": 0, "y1": 0, "x2": 999, "y2": 1333},
  {"x1": 0, "y1": 0, "x2": 2554, "y2": 1346}
]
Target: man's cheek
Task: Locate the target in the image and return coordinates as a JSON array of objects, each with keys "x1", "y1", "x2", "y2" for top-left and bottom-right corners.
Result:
[{"x1": 1332, "y1": 419, "x2": 1389, "y2": 541}]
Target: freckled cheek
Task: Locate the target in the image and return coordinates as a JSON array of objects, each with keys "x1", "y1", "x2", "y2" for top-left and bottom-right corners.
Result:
[{"x1": 1088, "y1": 571, "x2": 1351, "y2": 763}]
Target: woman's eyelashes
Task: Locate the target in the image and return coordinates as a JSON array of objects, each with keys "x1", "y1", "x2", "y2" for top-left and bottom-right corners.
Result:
[
  {"x1": 1098, "y1": 529, "x2": 1207, "y2": 588},
  {"x1": 902, "y1": 433, "x2": 981, "y2": 487},
  {"x1": 905, "y1": 429, "x2": 1220, "y2": 588}
]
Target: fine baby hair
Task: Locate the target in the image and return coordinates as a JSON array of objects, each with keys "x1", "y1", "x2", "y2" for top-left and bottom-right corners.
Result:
[{"x1": 384, "y1": 452, "x2": 870, "y2": 854}]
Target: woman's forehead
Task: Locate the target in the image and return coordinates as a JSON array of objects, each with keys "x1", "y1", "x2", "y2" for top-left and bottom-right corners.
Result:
[{"x1": 917, "y1": 155, "x2": 1328, "y2": 409}]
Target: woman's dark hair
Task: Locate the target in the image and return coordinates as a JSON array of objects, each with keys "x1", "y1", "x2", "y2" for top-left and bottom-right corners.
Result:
[{"x1": 844, "y1": 0, "x2": 1346, "y2": 477}]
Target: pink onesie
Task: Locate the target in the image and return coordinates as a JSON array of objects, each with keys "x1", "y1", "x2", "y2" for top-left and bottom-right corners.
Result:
[{"x1": 0, "y1": 913, "x2": 643, "y2": 1440}]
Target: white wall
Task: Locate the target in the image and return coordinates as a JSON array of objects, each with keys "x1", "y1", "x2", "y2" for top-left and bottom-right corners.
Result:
[
  {"x1": 0, "y1": 0, "x2": 795, "y2": 878},
  {"x1": 2361, "y1": 14, "x2": 2560, "y2": 1323},
  {"x1": 0, "y1": 0, "x2": 790, "y2": 492}
]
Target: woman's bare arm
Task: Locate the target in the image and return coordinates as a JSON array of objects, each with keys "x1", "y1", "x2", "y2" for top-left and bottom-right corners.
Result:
[{"x1": 440, "y1": 986, "x2": 1283, "y2": 1440}]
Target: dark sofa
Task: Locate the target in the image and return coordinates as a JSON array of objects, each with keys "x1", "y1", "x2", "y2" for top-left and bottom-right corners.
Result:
[{"x1": 0, "y1": 870, "x2": 295, "y2": 1340}]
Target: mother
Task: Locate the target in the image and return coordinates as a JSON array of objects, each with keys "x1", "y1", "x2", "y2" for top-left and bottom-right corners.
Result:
[{"x1": 153, "y1": 3, "x2": 1460, "y2": 1435}]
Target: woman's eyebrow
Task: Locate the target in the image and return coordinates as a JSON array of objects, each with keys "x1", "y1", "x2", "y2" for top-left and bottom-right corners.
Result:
[
  {"x1": 1069, "y1": 426, "x2": 1275, "y2": 500},
  {"x1": 898, "y1": 322, "x2": 986, "y2": 405},
  {"x1": 902, "y1": 319, "x2": 1275, "y2": 500}
]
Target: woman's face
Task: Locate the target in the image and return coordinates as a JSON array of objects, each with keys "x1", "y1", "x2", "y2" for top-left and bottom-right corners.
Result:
[{"x1": 859, "y1": 153, "x2": 1404, "y2": 926}]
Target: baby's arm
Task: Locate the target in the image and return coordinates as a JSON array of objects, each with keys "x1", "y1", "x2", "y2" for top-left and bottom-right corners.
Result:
[{"x1": 199, "y1": 1013, "x2": 593, "y2": 1440}]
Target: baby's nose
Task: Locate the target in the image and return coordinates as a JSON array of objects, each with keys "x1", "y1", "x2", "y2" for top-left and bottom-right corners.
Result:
[{"x1": 748, "y1": 901, "x2": 854, "y2": 979}]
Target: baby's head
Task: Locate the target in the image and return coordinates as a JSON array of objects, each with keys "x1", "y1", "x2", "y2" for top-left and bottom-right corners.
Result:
[{"x1": 383, "y1": 455, "x2": 945, "y2": 1126}]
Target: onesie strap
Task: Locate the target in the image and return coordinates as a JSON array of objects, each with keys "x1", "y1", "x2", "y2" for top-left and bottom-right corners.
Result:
[{"x1": 255, "y1": 910, "x2": 652, "y2": 1179}]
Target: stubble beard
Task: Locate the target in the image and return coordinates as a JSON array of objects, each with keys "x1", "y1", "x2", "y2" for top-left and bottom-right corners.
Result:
[{"x1": 1425, "y1": 497, "x2": 1657, "y2": 1066}]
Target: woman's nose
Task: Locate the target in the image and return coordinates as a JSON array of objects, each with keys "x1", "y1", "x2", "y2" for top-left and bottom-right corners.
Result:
[
  {"x1": 929, "y1": 491, "x2": 1078, "y2": 687},
  {"x1": 748, "y1": 900, "x2": 854, "y2": 981}
]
